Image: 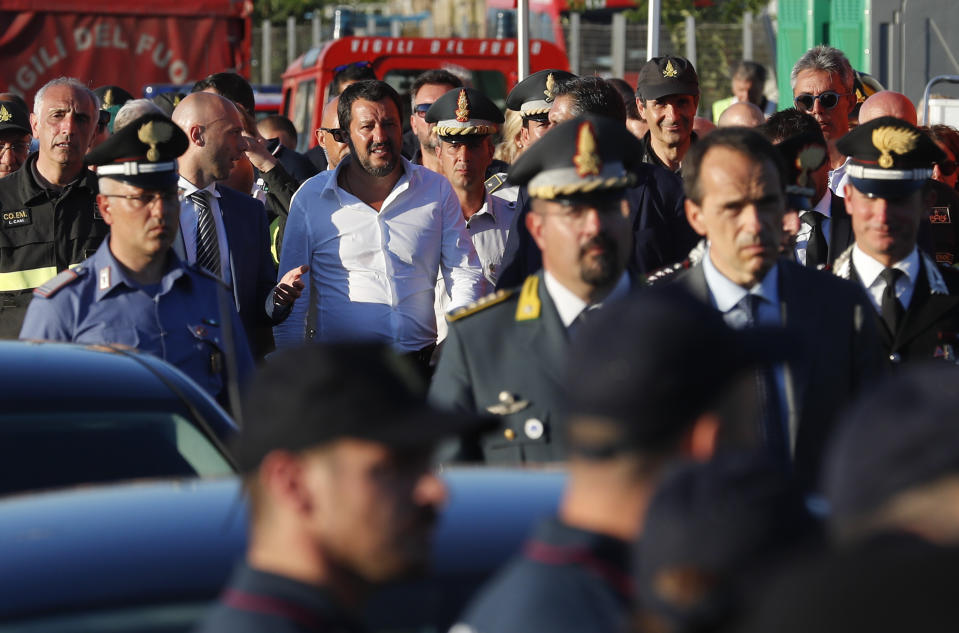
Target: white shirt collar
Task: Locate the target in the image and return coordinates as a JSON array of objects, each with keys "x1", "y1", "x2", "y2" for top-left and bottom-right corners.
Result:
[
  {"x1": 178, "y1": 177, "x2": 219, "y2": 199},
  {"x1": 851, "y1": 244, "x2": 920, "y2": 288},
  {"x1": 702, "y1": 245, "x2": 780, "y2": 313},
  {"x1": 543, "y1": 270, "x2": 630, "y2": 328},
  {"x1": 325, "y1": 155, "x2": 415, "y2": 205}
]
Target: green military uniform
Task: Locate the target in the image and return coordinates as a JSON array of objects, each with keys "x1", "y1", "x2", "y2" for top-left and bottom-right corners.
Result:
[{"x1": 0, "y1": 154, "x2": 107, "y2": 338}]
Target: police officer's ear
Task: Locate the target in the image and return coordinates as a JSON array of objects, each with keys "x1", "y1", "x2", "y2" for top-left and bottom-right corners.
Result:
[
  {"x1": 258, "y1": 450, "x2": 317, "y2": 517},
  {"x1": 684, "y1": 197, "x2": 708, "y2": 237},
  {"x1": 526, "y1": 200, "x2": 548, "y2": 250},
  {"x1": 95, "y1": 193, "x2": 116, "y2": 227}
]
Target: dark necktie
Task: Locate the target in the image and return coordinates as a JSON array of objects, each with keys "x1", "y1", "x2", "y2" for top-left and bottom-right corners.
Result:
[
  {"x1": 568, "y1": 305, "x2": 598, "y2": 339},
  {"x1": 190, "y1": 191, "x2": 221, "y2": 278},
  {"x1": 880, "y1": 268, "x2": 905, "y2": 335},
  {"x1": 802, "y1": 211, "x2": 827, "y2": 268}
]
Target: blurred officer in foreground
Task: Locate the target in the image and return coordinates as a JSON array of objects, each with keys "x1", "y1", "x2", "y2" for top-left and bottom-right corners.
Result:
[
  {"x1": 671, "y1": 126, "x2": 881, "y2": 491},
  {"x1": 20, "y1": 113, "x2": 253, "y2": 404},
  {"x1": 635, "y1": 454, "x2": 817, "y2": 633},
  {"x1": 831, "y1": 116, "x2": 959, "y2": 366},
  {"x1": 196, "y1": 343, "x2": 472, "y2": 633},
  {"x1": 0, "y1": 77, "x2": 107, "y2": 338},
  {"x1": 453, "y1": 287, "x2": 787, "y2": 633},
  {"x1": 430, "y1": 115, "x2": 636, "y2": 464},
  {"x1": 0, "y1": 99, "x2": 32, "y2": 177}
]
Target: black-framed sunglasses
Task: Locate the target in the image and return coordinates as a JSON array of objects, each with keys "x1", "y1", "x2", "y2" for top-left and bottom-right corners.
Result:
[
  {"x1": 333, "y1": 61, "x2": 373, "y2": 73},
  {"x1": 320, "y1": 127, "x2": 348, "y2": 143},
  {"x1": 937, "y1": 159, "x2": 958, "y2": 177},
  {"x1": 414, "y1": 103, "x2": 433, "y2": 118},
  {"x1": 794, "y1": 91, "x2": 849, "y2": 112}
]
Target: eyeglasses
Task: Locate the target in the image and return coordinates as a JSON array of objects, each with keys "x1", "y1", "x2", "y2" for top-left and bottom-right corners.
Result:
[
  {"x1": 0, "y1": 142, "x2": 30, "y2": 155},
  {"x1": 320, "y1": 127, "x2": 348, "y2": 143},
  {"x1": 414, "y1": 103, "x2": 433, "y2": 118},
  {"x1": 794, "y1": 91, "x2": 849, "y2": 112},
  {"x1": 333, "y1": 61, "x2": 373, "y2": 73},
  {"x1": 103, "y1": 192, "x2": 179, "y2": 209},
  {"x1": 937, "y1": 160, "x2": 958, "y2": 177}
]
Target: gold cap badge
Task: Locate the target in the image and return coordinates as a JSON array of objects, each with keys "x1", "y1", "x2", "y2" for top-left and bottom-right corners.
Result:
[
  {"x1": 455, "y1": 89, "x2": 471, "y2": 123},
  {"x1": 544, "y1": 73, "x2": 556, "y2": 103},
  {"x1": 102, "y1": 88, "x2": 114, "y2": 109},
  {"x1": 663, "y1": 59, "x2": 679, "y2": 78},
  {"x1": 872, "y1": 126, "x2": 919, "y2": 169},
  {"x1": 0, "y1": 105, "x2": 10, "y2": 124},
  {"x1": 573, "y1": 121, "x2": 601, "y2": 177},
  {"x1": 138, "y1": 120, "x2": 174, "y2": 162}
]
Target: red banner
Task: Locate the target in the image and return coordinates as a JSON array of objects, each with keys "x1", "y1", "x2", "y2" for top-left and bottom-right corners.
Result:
[{"x1": 0, "y1": 11, "x2": 249, "y2": 105}]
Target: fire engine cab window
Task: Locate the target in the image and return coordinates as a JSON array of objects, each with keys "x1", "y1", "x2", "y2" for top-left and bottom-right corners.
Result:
[{"x1": 293, "y1": 79, "x2": 316, "y2": 153}]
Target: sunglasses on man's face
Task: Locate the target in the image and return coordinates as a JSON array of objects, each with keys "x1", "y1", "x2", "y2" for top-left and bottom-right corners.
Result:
[
  {"x1": 794, "y1": 91, "x2": 848, "y2": 112},
  {"x1": 414, "y1": 103, "x2": 433, "y2": 118},
  {"x1": 320, "y1": 127, "x2": 349, "y2": 143},
  {"x1": 937, "y1": 160, "x2": 958, "y2": 177}
]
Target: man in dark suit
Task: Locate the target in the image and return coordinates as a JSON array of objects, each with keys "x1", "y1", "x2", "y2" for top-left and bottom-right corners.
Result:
[
  {"x1": 173, "y1": 92, "x2": 305, "y2": 360},
  {"x1": 429, "y1": 115, "x2": 637, "y2": 465},
  {"x1": 831, "y1": 116, "x2": 959, "y2": 367},
  {"x1": 669, "y1": 127, "x2": 882, "y2": 491}
]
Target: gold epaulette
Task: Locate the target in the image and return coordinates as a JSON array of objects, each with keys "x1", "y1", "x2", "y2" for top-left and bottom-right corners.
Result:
[
  {"x1": 447, "y1": 288, "x2": 516, "y2": 322},
  {"x1": 515, "y1": 275, "x2": 541, "y2": 321}
]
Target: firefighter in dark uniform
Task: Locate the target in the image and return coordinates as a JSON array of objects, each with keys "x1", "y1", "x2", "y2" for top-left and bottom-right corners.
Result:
[
  {"x1": 0, "y1": 78, "x2": 108, "y2": 338},
  {"x1": 19, "y1": 112, "x2": 253, "y2": 404},
  {"x1": 429, "y1": 114, "x2": 639, "y2": 464},
  {"x1": 831, "y1": 116, "x2": 959, "y2": 367}
]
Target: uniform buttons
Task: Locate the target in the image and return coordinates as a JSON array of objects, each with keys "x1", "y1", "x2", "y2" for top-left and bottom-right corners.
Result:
[
  {"x1": 889, "y1": 352, "x2": 902, "y2": 363},
  {"x1": 524, "y1": 418, "x2": 544, "y2": 440},
  {"x1": 503, "y1": 428, "x2": 516, "y2": 440}
]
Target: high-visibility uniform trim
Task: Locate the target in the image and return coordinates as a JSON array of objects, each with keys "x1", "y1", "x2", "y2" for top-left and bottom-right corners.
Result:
[{"x1": 0, "y1": 266, "x2": 59, "y2": 291}]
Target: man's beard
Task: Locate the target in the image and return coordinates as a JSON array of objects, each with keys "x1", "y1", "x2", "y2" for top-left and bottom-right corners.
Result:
[
  {"x1": 579, "y1": 233, "x2": 621, "y2": 287},
  {"x1": 350, "y1": 138, "x2": 397, "y2": 177}
]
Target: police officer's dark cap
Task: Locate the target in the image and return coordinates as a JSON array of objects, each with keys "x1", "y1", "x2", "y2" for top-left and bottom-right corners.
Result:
[
  {"x1": 507, "y1": 114, "x2": 639, "y2": 200},
  {"x1": 425, "y1": 87, "x2": 504, "y2": 141},
  {"x1": 152, "y1": 92, "x2": 186, "y2": 118},
  {"x1": 637, "y1": 56, "x2": 699, "y2": 101},
  {"x1": 824, "y1": 364, "x2": 959, "y2": 524},
  {"x1": 564, "y1": 286, "x2": 792, "y2": 456},
  {"x1": 836, "y1": 115, "x2": 945, "y2": 198},
  {"x1": 777, "y1": 131, "x2": 828, "y2": 209},
  {"x1": 234, "y1": 342, "x2": 489, "y2": 472},
  {"x1": 505, "y1": 69, "x2": 577, "y2": 119},
  {"x1": 94, "y1": 85, "x2": 134, "y2": 109},
  {"x1": 0, "y1": 99, "x2": 31, "y2": 136},
  {"x1": 85, "y1": 113, "x2": 188, "y2": 189}
]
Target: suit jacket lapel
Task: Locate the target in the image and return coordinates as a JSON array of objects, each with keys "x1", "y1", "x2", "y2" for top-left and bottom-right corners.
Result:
[
  {"x1": 215, "y1": 185, "x2": 242, "y2": 310},
  {"x1": 828, "y1": 197, "x2": 853, "y2": 265},
  {"x1": 777, "y1": 263, "x2": 818, "y2": 453},
  {"x1": 896, "y1": 258, "x2": 959, "y2": 349}
]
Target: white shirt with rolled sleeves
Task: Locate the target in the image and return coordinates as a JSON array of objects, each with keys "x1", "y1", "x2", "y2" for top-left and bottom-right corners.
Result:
[{"x1": 275, "y1": 157, "x2": 486, "y2": 352}]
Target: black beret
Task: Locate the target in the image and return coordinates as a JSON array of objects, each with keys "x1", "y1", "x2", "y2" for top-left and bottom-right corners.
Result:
[
  {"x1": 505, "y1": 69, "x2": 577, "y2": 117},
  {"x1": 837, "y1": 116, "x2": 945, "y2": 198},
  {"x1": 425, "y1": 87, "x2": 504, "y2": 140},
  {"x1": 0, "y1": 99, "x2": 31, "y2": 136},
  {"x1": 637, "y1": 56, "x2": 699, "y2": 101},
  {"x1": 85, "y1": 113, "x2": 188, "y2": 189}
]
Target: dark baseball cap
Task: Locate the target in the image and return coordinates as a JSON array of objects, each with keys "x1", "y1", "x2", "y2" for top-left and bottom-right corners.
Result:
[
  {"x1": 0, "y1": 100, "x2": 31, "y2": 136},
  {"x1": 564, "y1": 285, "x2": 793, "y2": 455},
  {"x1": 636, "y1": 56, "x2": 699, "y2": 102},
  {"x1": 234, "y1": 343, "x2": 489, "y2": 472}
]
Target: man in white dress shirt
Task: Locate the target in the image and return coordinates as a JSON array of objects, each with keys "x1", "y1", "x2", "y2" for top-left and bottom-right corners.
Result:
[{"x1": 275, "y1": 80, "x2": 485, "y2": 374}]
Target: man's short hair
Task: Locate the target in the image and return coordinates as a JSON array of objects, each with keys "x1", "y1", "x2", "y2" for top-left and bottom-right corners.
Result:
[
  {"x1": 682, "y1": 127, "x2": 787, "y2": 205},
  {"x1": 733, "y1": 60, "x2": 767, "y2": 85},
  {"x1": 607, "y1": 78, "x2": 641, "y2": 120},
  {"x1": 34, "y1": 77, "x2": 99, "y2": 116},
  {"x1": 338, "y1": 80, "x2": 404, "y2": 131},
  {"x1": 259, "y1": 114, "x2": 299, "y2": 142},
  {"x1": 790, "y1": 45, "x2": 855, "y2": 93},
  {"x1": 760, "y1": 108, "x2": 826, "y2": 145},
  {"x1": 192, "y1": 72, "x2": 255, "y2": 115},
  {"x1": 551, "y1": 76, "x2": 627, "y2": 123},
  {"x1": 331, "y1": 61, "x2": 377, "y2": 96},
  {"x1": 410, "y1": 69, "x2": 463, "y2": 107}
]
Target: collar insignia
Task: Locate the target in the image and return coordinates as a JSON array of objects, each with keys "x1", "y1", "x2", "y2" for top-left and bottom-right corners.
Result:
[
  {"x1": 0, "y1": 105, "x2": 10, "y2": 123},
  {"x1": 573, "y1": 121, "x2": 602, "y2": 177},
  {"x1": 455, "y1": 89, "x2": 471, "y2": 123},
  {"x1": 138, "y1": 120, "x2": 174, "y2": 162},
  {"x1": 663, "y1": 60, "x2": 679, "y2": 78},
  {"x1": 872, "y1": 126, "x2": 919, "y2": 169},
  {"x1": 544, "y1": 73, "x2": 556, "y2": 103}
]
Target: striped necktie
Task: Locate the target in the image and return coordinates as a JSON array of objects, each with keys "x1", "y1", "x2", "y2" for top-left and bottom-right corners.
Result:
[{"x1": 190, "y1": 190, "x2": 221, "y2": 277}]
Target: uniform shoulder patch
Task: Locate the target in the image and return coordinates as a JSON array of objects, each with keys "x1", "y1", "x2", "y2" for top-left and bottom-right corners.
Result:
[
  {"x1": 485, "y1": 173, "x2": 508, "y2": 195},
  {"x1": 33, "y1": 267, "x2": 85, "y2": 298},
  {"x1": 447, "y1": 288, "x2": 516, "y2": 322},
  {"x1": 643, "y1": 259, "x2": 690, "y2": 286}
]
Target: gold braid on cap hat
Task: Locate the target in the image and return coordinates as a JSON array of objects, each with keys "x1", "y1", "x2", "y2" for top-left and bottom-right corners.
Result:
[
  {"x1": 138, "y1": 120, "x2": 174, "y2": 162},
  {"x1": 872, "y1": 126, "x2": 919, "y2": 169}
]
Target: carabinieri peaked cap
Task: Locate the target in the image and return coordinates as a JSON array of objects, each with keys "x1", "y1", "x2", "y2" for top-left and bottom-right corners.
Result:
[
  {"x1": 836, "y1": 115, "x2": 945, "y2": 198},
  {"x1": 425, "y1": 87, "x2": 505, "y2": 141},
  {"x1": 506, "y1": 114, "x2": 641, "y2": 199},
  {"x1": 505, "y1": 69, "x2": 577, "y2": 119},
  {"x1": 85, "y1": 113, "x2": 189, "y2": 189}
]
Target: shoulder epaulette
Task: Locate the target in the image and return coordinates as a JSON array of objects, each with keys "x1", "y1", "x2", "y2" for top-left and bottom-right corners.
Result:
[
  {"x1": 34, "y1": 267, "x2": 85, "y2": 298},
  {"x1": 485, "y1": 173, "x2": 508, "y2": 195},
  {"x1": 447, "y1": 288, "x2": 516, "y2": 322},
  {"x1": 515, "y1": 275, "x2": 541, "y2": 321},
  {"x1": 644, "y1": 259, "x2": 690, "y2": 286}
]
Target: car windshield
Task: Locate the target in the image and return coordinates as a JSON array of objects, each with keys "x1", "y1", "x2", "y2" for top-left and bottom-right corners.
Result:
[{"x1": 0, "y1": 412, "x2": 234, "y2": 496}]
